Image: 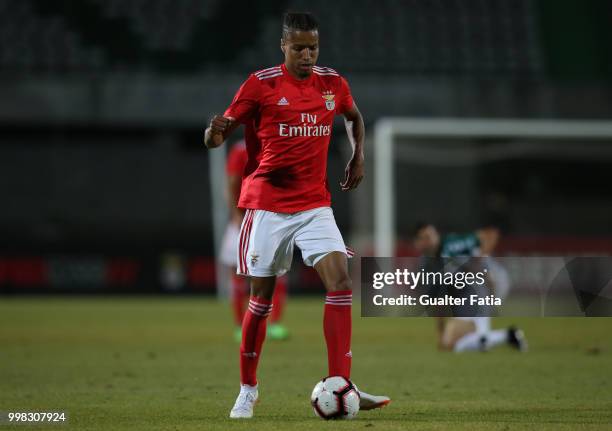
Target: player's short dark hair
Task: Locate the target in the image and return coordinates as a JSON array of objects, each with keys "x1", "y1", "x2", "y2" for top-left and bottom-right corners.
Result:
[{"x1": 282, "y1": 12, "x2": 318, "y2": 39}]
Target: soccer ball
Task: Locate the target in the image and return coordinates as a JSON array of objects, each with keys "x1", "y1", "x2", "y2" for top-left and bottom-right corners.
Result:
[{"x1": 310, "y1": 376, "x2": 360, "y2": 420}]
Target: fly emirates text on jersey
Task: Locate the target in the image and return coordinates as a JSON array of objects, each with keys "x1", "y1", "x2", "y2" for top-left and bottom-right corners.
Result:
[{"x1": 278, "y1": 113, "x2": 332, "y2": 138}]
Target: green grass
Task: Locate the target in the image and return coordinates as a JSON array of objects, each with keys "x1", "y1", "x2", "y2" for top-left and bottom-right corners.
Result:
[{"x1": 1, "y1": 297, "x2": 611, "y2": 430}]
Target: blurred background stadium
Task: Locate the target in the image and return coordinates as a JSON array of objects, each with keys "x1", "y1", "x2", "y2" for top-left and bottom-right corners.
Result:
[{"x1": 1, "y1": 0, "x2": 612, "y2": 295}]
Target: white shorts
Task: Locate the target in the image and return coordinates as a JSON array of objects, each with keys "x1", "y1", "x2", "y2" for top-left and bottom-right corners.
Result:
[
  {"x1": 236, "y1": 207, "x2": 352, "y2": 277},
  {"x1": 219, "y1": 222, "x2": 240, "y2": 266}
]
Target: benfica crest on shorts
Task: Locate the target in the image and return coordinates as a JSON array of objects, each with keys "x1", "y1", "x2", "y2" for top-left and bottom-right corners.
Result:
[{"x1": 322, "y1": 91, "x2": 335, "y2": 111}]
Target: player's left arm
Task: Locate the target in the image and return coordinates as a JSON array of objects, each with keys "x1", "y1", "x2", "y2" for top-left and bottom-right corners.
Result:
[{"x1": 340, "y1": 103, "x2": 365, "y2": 191}]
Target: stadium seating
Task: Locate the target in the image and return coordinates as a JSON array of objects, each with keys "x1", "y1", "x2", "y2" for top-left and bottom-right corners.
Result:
[{"x1": 0, "y1": 0, "x2": 542, "y2": 76}]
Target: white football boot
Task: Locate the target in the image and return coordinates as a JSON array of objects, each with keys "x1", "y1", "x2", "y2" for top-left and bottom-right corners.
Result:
[
  {"x1": 229, "y1": 384, "x2": 258, "y2": 419},
  {"x1": 354, "y1": 384, "x2": 391, "y2": 410}
]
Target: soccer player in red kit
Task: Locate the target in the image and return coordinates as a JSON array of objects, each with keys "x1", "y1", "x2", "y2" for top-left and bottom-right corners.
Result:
[{"x1": 204, "y1": 12, "x2": 390, "y2": 418}]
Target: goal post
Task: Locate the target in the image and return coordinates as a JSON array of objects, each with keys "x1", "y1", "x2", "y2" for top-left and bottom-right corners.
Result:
[{"x1": 373, "y1": 118, "x2": 612, "y2": 257}]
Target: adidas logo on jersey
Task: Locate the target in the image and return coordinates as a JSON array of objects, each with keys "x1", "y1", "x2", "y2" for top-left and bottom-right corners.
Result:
[{"x1": 277, "y1": 97, "x2": 289, "y2": 106}]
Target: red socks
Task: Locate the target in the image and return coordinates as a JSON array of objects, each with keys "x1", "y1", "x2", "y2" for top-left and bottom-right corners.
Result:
[
  {"x1": 239, "y1": 290, "x2": 351, "y2": 386},
  {"x1": 324, "y1": 290, "x2": 352, "y2": 379},
  {"x1": 231, "y1": 274, "x2": 248, "y2": 326},
  {"x1": 270, "y1": 275, "x2": 287, "y2": 323},
  {"x1": 232, "y1": 275, "x2": 287, "y2": 326},
  {"x1": 240, "y1": 296, "x2": 272, "y2": 386}
]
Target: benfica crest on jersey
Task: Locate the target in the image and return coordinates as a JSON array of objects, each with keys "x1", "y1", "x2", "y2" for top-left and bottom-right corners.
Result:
[{"x1": 322, "y1": 91, "x2": 335, "y2": 111}]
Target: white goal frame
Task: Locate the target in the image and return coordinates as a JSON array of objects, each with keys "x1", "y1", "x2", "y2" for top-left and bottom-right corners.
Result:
[{"x1": 373, "y1": 118, "x2": 612, "y2": 257}]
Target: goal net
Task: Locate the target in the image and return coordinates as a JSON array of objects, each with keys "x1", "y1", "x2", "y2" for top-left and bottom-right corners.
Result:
[{"x1": 372, "y1": 118, "x2": 612, "y2": 257}]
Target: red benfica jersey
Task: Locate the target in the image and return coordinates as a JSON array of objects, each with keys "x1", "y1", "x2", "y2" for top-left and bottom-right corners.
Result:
[{"x1": 224, "y1": 63, "x2": 354, "y2": 213}]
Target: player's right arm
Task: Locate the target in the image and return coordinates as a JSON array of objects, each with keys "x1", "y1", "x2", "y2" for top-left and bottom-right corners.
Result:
[
  {"x1": 204, "y1": 74, "x2": 261, "y2": 149},
  {"x1": 203, "y1": 115, "x2": 238, "y2": 149}
]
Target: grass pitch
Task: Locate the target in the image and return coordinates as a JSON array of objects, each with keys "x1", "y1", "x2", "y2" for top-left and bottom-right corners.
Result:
[{"x1": 1, "y1": 297, "x2": 611, "y2": 430}]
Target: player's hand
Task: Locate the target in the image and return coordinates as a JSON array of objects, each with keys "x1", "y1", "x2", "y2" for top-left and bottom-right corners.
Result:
[
  {"x1": 209, "y1": 115, "x2": 232, "y2": 135},
  {"x1": 205, "y1": 115, "x2": 234, "y2": 148},
  {"x1": 340, "y1": 155, "x2": 364, "y2": 191}
]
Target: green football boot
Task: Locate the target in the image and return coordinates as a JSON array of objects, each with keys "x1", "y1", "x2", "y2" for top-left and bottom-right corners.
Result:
[
  {"x1": 267, "y1": 323, "x2": 290, "y2": 340},
  {"x1": 233, "y1": 327, "x2": 242, "y2": 343}
]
